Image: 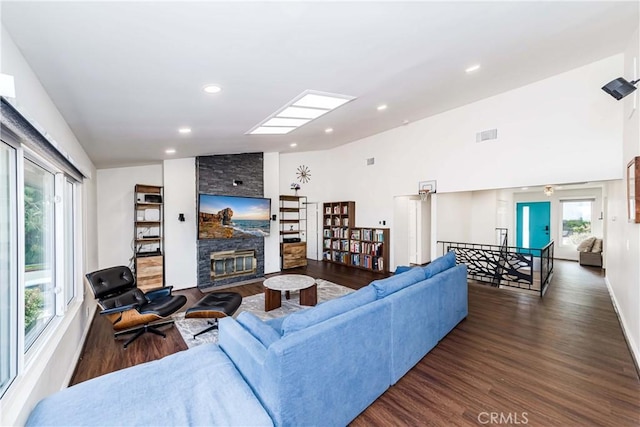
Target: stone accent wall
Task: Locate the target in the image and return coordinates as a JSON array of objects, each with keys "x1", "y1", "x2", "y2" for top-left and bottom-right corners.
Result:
[{"x1": 196, "y1": 153, "x2": 265, "y2": 290}]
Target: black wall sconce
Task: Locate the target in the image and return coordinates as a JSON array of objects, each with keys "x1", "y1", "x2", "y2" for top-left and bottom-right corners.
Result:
[
  {"x1": 232, "y1": 180, "x2": 243, "y2": 186},
  {"x1": 602, "y1": 77, "x2": 639, "y2": 100},
  {"x1": 178, "y1": 213, "x2": 185, "y2": 222}
]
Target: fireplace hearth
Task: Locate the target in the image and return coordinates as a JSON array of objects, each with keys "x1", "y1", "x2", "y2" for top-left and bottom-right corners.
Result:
[{"x1": 211, "y1": 250, "x2": 257, "y2": 280}]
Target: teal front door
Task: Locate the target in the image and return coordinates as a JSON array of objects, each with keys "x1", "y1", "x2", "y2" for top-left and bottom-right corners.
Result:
[{"x1": 516, "y1": 202, "x2": 551, "y2": 249}]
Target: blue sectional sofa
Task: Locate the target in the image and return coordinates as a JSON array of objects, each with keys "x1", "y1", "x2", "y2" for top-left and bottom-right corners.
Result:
[{"x1": 26, "y1": 252, "x2": 467, "y2": 426}]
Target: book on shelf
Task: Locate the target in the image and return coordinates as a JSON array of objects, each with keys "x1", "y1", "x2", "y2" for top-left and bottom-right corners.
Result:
[
  {"x1": 323, "y1": 239, "x2": 331, "y2": 249},
  {"x1": 374, "y1": 229, "x2": 385, "y2": 242},
  {"x1": 350, "y1": 229, "x2": 361, "y2": 240},
  {"x1": 333, "y1": 206, "x2": 339, "y2": 214},
  {"x1": 341, "y1": 239, "x2": 349, "y2": 251},
  {"x1": 325, "y1": 207, "x2": 331, "y2": 214},
  {"x1": 323, "y1": 229, "x2": 331, "y2": 238},
  {"x1": 342, "y1": 218, "x2": 349, "y2": 227},
  {"x1": 351, "y1": 254, "x2": 360, "y2": 266},
  {"x1": 342, "y1": 205, "x2": 348, "y2": 214}
]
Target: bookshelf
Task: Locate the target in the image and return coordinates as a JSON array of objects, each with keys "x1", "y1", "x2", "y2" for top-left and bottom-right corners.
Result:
[
  {"x1": 280, "y1": 195, "x2": 307, "y2": 269},
  {"x1": 133, "y1": 184, "x2": 164, "y2": 290},
  {"x1": 322, "y1": 201, "x2": 390, "y2": 273}
]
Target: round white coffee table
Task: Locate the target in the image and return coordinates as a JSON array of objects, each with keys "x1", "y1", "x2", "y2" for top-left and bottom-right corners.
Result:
[{"x1": 263, "y1": 275, "x2": 317, "y2": 311}]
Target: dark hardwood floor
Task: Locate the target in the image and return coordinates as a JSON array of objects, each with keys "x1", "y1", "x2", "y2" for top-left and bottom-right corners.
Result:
[{"x1": 71, "y1": 260, "x2": 640, "y2": 426}]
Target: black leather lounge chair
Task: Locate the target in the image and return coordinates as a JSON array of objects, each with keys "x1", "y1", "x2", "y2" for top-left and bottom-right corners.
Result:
[{"x1": 85, "y1": 266, "x2": 187, "y2": 349}]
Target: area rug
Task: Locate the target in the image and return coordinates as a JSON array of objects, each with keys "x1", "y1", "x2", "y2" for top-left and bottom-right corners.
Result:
[{"x1": 174, "y1": 279, "x2": 353, "y2": 348}]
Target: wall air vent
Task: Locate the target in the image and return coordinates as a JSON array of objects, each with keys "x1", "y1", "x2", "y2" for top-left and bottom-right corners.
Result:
[
  {"x1": 476, "y1": 128, "x2": 498, "y2": 143},
  {"x1": 366, "y1": 157, "x2": 375, "y2": 166}
]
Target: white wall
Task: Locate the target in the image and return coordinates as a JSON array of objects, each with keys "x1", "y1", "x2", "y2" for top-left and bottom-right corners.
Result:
[
  {"x1": 263, "y1": 152, "x2": 281, "y2": 273},
  {"x1": 434, "y1": 192, "x2": 473, "y2": 257},
  {"x1": 470, "y1": 190, "x2": 499, "y2": 245},
  {"x1": 96, "y1": 164, "x2": 162, "y2": 269},
  {"x1": 280, "y1": 55, "x2": 624, "y2": 267},
  {"x1": 163, "y1": 158, "x2": 197, "y2": 290},
  {"x1": 605, "y1": 27, "x2": 640, "y2": 368},
  {"x1": 0, "y1": 26, "x2": 98, "y2": 426}
]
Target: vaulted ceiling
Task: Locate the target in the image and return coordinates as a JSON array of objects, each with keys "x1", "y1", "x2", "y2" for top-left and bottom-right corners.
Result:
[{"x1": 2, "y1": 1, "x2": 638, "y2": 168}]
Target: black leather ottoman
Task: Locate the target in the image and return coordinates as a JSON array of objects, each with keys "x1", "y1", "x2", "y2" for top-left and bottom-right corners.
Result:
[{"x1": 185, "y1": 292, "x2": 242, "y2": 338}]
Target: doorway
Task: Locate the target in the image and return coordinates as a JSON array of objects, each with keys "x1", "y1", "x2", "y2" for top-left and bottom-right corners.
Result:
[
  {"x1": 393, "y1": 195, "x2": 431, "y2": 267},
  {"x1": 516, "y1": 201, "x2": 551, "y2": 249}
]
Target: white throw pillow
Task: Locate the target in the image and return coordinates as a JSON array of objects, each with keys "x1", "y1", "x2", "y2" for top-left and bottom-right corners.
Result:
[{"x1": 576, "y1": 237, "x2": 596, "y2": 252}]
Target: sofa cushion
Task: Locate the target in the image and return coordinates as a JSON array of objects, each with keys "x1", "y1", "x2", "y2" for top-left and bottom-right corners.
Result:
[
  {"x1": 577, "y1": 236, "x2": 596, "y2": 252},
  {"x1": 591, "y1": 238, "x2": 603, "y2": 253},
  {"x1": 423, "y1": 251, "x2": 456, "y2": 279},
  {"x1": 281, "y1": 285, "x2": 376, "y2": 335},
  {"x1": 236, "y1": 311, "x2": 281, "y2": 348},
  {"x1": 394, "y1": 265, "x2": 413, "y2": 275},
  {"x1": 371, "y1": 268, "x2": 426, "y2": 299}
]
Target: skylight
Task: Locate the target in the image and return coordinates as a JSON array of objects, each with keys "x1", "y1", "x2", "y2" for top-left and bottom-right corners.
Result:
[{"x1": 247, "y1": 90, "x2": 355, "y2": 135}]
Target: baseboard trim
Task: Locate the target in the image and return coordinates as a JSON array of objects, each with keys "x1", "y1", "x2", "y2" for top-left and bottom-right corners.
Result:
[
  {"x1": 61, "y1": 303, "x2": 97, "y2": 389},
  {"x1": 604, "y1": 277, "x2": 640, "y2": 377}
]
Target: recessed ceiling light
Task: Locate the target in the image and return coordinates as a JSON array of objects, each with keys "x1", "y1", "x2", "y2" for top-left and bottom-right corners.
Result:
[
  {"x1": 277, "y1": 106, "x2": 329, "y2": 120},
  {"x1": 249, "y1": 126, "x2": 296, "y2": 135},
  {"x1": 165, "y1": 149, "x2": 176, "y2": 154},
  {"x1": 292, "y1": 93, "x2": 352, "y2": 110},
  {"x1": 203, "y1": 84, "x2": 222, "y2": 94},
  {"x1": 246, "y1": 89, "x2": 355, "y2": 135},
  {"x1": 377, "y1": 104, "x2": 388, "y2": 111},
  {"x1": 178, "y1": 127, "x2": 191, "y2": 134},
  {"x1": 325, "y1": 128, "x2": 333, "y2": 134},
  {"x1": 290, "y1": 143, "x2": 297, "y2": 147},
  {"x1": 465, "y1": 64, "x2": 481, "y2": 73},
  {"x1": 263, "y1": 117, "x2": 310, "y2": 127}
]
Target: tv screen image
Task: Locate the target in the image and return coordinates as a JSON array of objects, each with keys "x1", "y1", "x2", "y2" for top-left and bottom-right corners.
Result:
[{"x1": 198, "y1": 194, "x2": 271, "y2": 239}]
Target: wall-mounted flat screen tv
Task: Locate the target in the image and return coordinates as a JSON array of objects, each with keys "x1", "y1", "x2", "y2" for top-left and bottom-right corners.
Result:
[{"x1": 198, "y1": 194, "x2": 271, "y2": 239}]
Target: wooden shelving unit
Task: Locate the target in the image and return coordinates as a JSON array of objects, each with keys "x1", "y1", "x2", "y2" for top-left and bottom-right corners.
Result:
[
  {"x1": 322, "y1": 201, "x2": 390, "y2": 273},
  {"x1": 134, "y1": 184, "x2": 164, "y2": 290},
  {"x1": 280, "y1": 195, "x2": 307, "y2": 269}
]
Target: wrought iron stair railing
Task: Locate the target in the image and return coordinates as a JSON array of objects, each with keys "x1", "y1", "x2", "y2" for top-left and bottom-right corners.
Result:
[{"x1": 438, "y1": 238, "x2": 554, "y2": 297}]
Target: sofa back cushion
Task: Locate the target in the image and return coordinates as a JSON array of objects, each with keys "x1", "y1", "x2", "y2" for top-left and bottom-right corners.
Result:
[
  {"x1": 281, "y1": 285, "x2": 376, "y2": 335},
  {"x1": 236, "y1": 311, "x2": 281, "y2": 348},
  {"x1": 371, "y1": 268, "x2": 426, "y2": 299},
  {"x1": 423, "y1": 251, "x2": 456, "y2": 279}
]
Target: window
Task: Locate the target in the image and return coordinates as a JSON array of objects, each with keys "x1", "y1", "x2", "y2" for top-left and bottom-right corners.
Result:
[
  {"x1": 23, "y1": 159, "x2": 56, "y2": 350},
  {"x1": 0, "y1": 142, "x2": 17, "y2": 397},
  {"x1": 64, "y1": 179, "x2": 75, "y2": 305},
  {"x1": 561, "y1": 200, "x2": 593, "y2": 248},
  {"x1": 1, "y1": 100, "x2": 83, "y2": 403}
]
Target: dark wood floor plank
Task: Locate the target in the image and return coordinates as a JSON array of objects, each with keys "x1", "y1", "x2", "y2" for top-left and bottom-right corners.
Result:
[{"x1": 70, "y1": 260, "x2": 639, "y2": 426}]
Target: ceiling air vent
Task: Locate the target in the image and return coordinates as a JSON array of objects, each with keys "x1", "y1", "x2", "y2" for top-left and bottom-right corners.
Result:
[
  {"x1": 366, "y1": 157, "x2": 375, "y2": 166},
  {"x1": 476, "y1": 128, "x2": 498, "y2": 143}
]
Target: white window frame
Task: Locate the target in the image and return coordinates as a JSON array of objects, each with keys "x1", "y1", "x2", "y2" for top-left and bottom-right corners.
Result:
[
  {"x1": 558, "y1": 198, "x2": 596, "y2": 248},
  {"x1": 1, "y1": 140, "x2": 83, "y2": 390},
  {"x1": 0, "y1": 141, "x2": 18, "y2": 398}
]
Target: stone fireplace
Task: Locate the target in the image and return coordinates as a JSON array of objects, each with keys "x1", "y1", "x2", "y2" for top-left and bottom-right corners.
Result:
[
  {"x1": 196, "y1": 153, "x2": 265, "y2": 290},
  {"x1": 211, "y1": 250, "x2": 257, "y2": 280}
]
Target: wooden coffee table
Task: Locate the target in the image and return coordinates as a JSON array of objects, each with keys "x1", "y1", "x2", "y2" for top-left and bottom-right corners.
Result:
[{"x1": 263, "y1": 275, "x2": 317, "y2": 311}]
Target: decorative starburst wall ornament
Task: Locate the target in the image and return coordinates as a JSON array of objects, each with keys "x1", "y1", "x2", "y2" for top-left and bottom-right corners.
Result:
[{"x1": 296, "y1": 165, "x2": 311, "y2": 183}]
